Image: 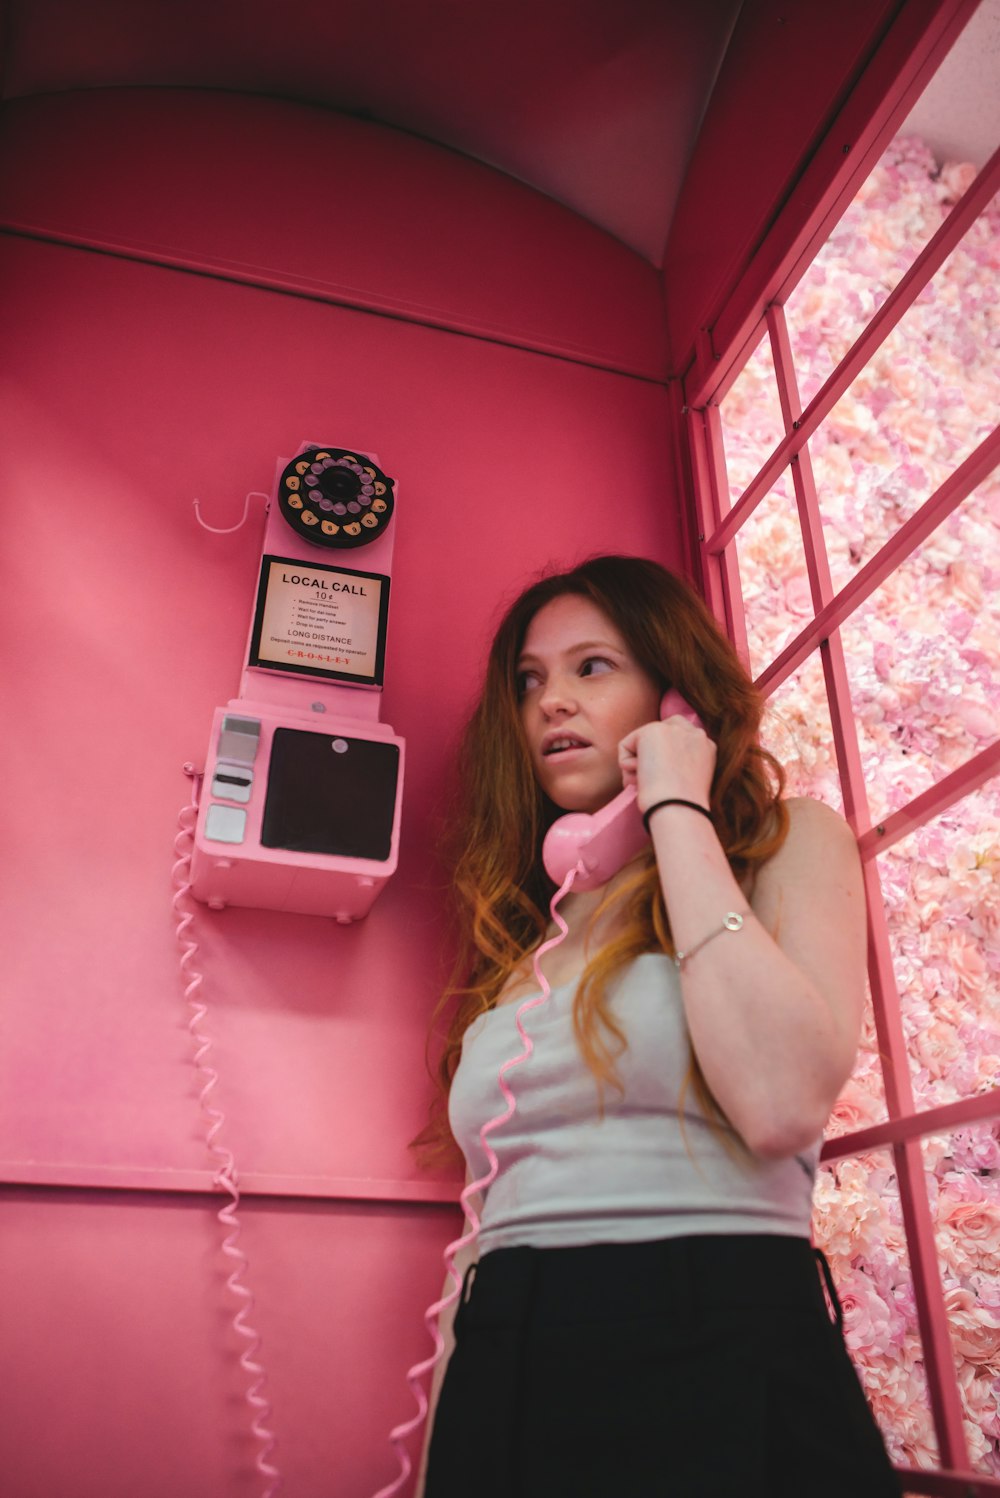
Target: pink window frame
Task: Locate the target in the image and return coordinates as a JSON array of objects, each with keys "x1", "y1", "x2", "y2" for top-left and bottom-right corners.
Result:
[{"x1": 680, "y1": 132, "x2": 1000, "y2": 1498}]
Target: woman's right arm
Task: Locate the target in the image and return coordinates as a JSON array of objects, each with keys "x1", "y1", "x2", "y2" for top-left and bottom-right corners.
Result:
[{"x1": 413, "y1": 1170, "x2": 482, "y2": 1498}]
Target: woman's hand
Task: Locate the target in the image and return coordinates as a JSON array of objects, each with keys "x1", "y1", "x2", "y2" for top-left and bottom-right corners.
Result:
[{"x1": 618, "y1": 713, "x2": 716, "y2": 813}]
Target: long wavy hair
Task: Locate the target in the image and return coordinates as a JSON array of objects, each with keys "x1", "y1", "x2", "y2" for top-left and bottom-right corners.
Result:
[{"x1": 410, "y1": 555, "x2": 789, "y2": 1170}]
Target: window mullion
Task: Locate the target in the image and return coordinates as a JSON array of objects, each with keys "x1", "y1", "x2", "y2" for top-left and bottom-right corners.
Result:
[
  {"x1": 894, "y1": 1136, "x2": 974, "y2": 1471},
  {"x1": 822, "y1": 1087, "x2": 1000, "y2": 1164},
  {"x1": 862, "y1": 860, "x2": 973, "y2": 1472},
  {"x1": 695, "y1": 403, "x2": 751, "y2": 668},
  {"x1": 766, "y1": 302, "x2": 874, "y2": 832},
  {"x1": 858, "y1": 738, "x2": 1000, "y2": 860}
]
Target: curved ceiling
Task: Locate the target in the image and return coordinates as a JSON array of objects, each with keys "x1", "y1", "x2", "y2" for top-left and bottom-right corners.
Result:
[{"x1": 0, "y1": 0, "x2": 743, "y2": 266}]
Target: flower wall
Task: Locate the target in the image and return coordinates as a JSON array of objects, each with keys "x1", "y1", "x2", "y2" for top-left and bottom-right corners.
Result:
[{"x1": 719, "y1": 136, "x2": 1000, "y2": 1476}]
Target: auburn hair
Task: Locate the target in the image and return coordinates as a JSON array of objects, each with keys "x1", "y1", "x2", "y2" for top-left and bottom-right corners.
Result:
[{"x1": 410, "y1": 555, "x2": 789, "y2": 1171}]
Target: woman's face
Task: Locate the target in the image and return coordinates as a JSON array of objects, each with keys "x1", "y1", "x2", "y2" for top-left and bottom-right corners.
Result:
[{"x1": 516, "y1": 594, "x2": 662, "y2": 812}]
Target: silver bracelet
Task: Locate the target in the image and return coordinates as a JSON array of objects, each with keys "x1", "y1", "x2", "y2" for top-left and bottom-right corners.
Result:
[{"x1": 673, "y1": 911, "x2": 745, "y2": 970}]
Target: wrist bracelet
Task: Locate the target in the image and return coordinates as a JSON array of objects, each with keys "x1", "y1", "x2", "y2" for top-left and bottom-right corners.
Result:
[
  {"x1": 673, "y1": 911, "x2": 745, "y2": 971},
  {"x1": 642, "y1": 798, "x2": 713, "y2": 834}
]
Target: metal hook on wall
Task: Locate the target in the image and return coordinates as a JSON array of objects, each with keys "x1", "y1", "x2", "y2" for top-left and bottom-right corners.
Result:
[{"x1": 192, "y1": 492, "x2": 269, "y2": 534}]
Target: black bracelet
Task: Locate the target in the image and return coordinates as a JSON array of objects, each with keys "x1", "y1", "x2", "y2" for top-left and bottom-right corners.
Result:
[{"x1": 641, "y1": 798, "x2": 713, "y2": 834}]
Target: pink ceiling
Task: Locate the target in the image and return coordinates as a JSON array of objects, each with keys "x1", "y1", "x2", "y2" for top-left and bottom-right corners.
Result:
[{"x1": 0, "y1": 0, "x2": 742, "y2": 267}]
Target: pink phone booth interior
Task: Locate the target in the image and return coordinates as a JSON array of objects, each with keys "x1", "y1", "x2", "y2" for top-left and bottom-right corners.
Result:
[{"x1": 0, "y1": 2, "x2": 994, "y2": 1496}]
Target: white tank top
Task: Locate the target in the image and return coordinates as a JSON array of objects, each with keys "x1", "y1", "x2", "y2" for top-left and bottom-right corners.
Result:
[{"x1": 448, "y1": 952, "x2": 821, "y2": 1257}]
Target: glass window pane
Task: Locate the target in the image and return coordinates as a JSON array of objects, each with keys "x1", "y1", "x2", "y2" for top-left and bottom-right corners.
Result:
[
  {"x1": 813, "y1": 1147, "x2": 937, "y2": 1467},
  {"x1": 920, "y1": 1123, "x2": 1000, "y2": 1476},
  {"x1": 784, "y1": 134, "x2": 976, "y2": 405},
  {"x1": 809, "y1": 184, "x2": 999, "y2": 593},
  {"x1": 877, "y1": 780, "x2": 1000, "y2": 1113},
  {"x1": 731, "y1": 475, "x2": 810, "y2": 680},
  {"x1": 760, "y1": 650, "x2": 843, "y2": 814},
  {"x1": 825, "y1": 976, "x2": 889, "y2": 1136},
  {"x1": 718, "y1": 327, "x2": 785, "y2": 501},
  {"x1": 840, "y1": 480, "x2": 1000, "y2": 824}
]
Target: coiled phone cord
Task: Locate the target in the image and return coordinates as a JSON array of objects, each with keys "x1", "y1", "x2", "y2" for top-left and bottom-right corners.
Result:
[
  {"x1": 373, "y1": 865, "x2": 579, "y2": 1497},
  {"x1": 173, "y1": 768, "x2": 282, "y2": 1497}
]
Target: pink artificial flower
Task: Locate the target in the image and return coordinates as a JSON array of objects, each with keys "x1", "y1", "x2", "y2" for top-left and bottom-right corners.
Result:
[
  {"x1": 957, "y1": 1364, "x2": 1000, "y2": 1445},
  {"x1": 945, "y1": 560, "x2": 984, "y2": 610},
  {"x1": 824, "y1": 1077, "x2": 884, "y2": 1138},
  {"x1": 936, "y1": 1196, "x2": 1000, "y2": 1279},
  {"x1": 945, "y1": 932, "x2": 990, "y2": 1000},
  {"x1": 944, "y1": 1287, "x2": 1000, "y2": 1366},
  {"x1": 939, "y1": 161, "x2": 978, "y2": 202},
  {"x1": 838, "y1": 1274, "x2": 903, "y2": 1359},
  {"x1": 974, "y1": 1054, "x2": 1000, "y2": 1090},
  {"x1": 948, "y1": 1126, "x2": 1000, "y2": 1173},
  {"x1": 782, "y1": 573, "x2": 813, "y2": 616},
  {"x1": 812, "y1": 1163, "x2": 881, "y2": 1259},
  {"x1": 953, "y1": 698, "x2": 998, "y2": 739},
  {"x1": 864, "y1": 1340, "x2": 938, "y2": 1467},
  {"x1": 971, "y1": 1276, "x2": 1000, "y2": 1317},
  {"x1": 910, "y1": 1017, "x2": 964, "y2": 1079}
]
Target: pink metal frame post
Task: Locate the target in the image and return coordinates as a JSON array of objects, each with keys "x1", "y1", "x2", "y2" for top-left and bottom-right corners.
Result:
[{"x1": 682, "y1": 134, "x2": 1000, "y2": 1498}]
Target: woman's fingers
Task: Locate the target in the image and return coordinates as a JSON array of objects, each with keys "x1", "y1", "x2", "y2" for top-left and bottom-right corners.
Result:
[{"x1": 620, "y1": 716, "x2": 716, "y2": 806}]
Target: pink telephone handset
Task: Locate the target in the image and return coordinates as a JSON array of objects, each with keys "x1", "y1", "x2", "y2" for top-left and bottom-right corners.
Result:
[{"x1": 541, "y1": 688, "x2": 705, "y2": 889}]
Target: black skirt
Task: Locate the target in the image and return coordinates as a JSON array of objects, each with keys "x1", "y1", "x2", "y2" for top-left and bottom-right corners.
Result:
[{"x1": 424, "y1": 1233, "x2": 900, "y2": 1498}]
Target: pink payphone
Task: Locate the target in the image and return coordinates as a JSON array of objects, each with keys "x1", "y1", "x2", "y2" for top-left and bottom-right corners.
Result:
[{"x1": 189, "y1": 444, "x2": 405, "y2": 921}]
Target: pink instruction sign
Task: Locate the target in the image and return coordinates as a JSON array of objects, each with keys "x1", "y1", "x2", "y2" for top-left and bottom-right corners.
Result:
[{"x1": 249, "y1": 554, "x2": 389, "y2": 686}]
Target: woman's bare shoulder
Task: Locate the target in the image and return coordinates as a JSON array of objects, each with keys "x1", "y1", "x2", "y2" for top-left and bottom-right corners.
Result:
[
  {"x1": 782, "y1": 794, "x2": 856, "y2": 838},
  {"x1": 757, "y1": 795, "x2": 860, "y2": 892}
]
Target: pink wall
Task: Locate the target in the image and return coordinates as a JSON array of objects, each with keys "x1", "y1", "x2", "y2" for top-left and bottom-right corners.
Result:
[
  {"x1": 0, "y1": 89, "x2": 681, "y2": 1496},
  {"x1": 0, "y1": 87, "x2": 666, "y2": 379}
]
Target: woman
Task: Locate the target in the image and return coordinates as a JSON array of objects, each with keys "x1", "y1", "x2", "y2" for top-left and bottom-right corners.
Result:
[{"x1": 412, "y1": 555, "x2": 899, "y2": 1497}]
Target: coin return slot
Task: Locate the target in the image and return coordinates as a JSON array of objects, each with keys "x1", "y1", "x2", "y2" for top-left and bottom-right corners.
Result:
[
  {"x1": 204, "y1": 804, "x2": 248, "y2": 844},
  {"x1": 211, "y1": 765, "x2": 254, "y2": 804}
]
